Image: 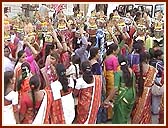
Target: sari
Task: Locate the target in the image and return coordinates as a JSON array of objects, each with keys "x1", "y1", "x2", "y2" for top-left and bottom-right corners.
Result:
[
  {"x1": 75, "y1": 75, "x2": 102, "y2": 124},
  {"x1": 112, "y1": 71, "x2": 136, "y2": 124},
  {"x1": 104, "y1": 55, "x2": 119, "y2": 120},
  {"x1": 32, "y1": 90, "x2": 47, "y2": 124},
  {"x1": 131, "y1": 65, "x2": 157, "y2": 124},
  {"x1": 3, "y1": 91, "x2": 18, "y2": 125},
  {"x1": 150, "y1": 59, "x2": 164, "y2": 114},
  {"x1": 45, "y1": 78, "x2": 75, "y2": 124},
  {"x1": 19, "y1": 90, "x2": 45, "y2": 124},
  {"x1": 159, "y1": 95, "x2": 164, "y2": 124},
  {"x1": 91, "y1": 63, "x2": 107, "y2": 123}
]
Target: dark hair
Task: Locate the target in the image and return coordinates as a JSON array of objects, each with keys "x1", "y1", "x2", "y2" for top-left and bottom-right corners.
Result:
[
  {"x1": 14, "y1": 50, "x2": 25, "y2": 67},
  {"x1": 89, "y1": 47, "x2": 99, "y2": 60},
  {"x1": 71, "y1": 54, "x2": 81, "y2": 65},
  {"x1": 109, "y1": 13, "x2": 114, "y2": 20},
  {"x1": 138, "y1": 52, "x2": 150, "y2": 97},
  {"x1": 81, "y1": 61, "x2": 93, "y2": 84},
  {"x1": 153, "y1": 49, "x2": 163, "y2": 59},
  {"x1": 21, "y1": 62, "x2": 31, "y2": 73},
  {"x1": 50, "y1": 51, "x2": 59, "y2": 62},
  {"x1": 4, "y1": 46, "x2": 11, "y2": 57},
  {"x1": 17, "y1": 62, "x2": 31, "y2": 91},
  {"x1": 106, "y1": 43, "x2": 118, "y2": 56},
  {"x1": 134, "y1": 11, "x2": 142, "y2": 22},
  {"x1": 118, "y1": 56, "x2": 132, "y2": 87},
  {"x1": 133, "y1": 41, "x2": 143, "y2": 53},
  {"x1": 44, "y1": 43, "x2": 55, "y2": 63},
  {"x1": 56, "y1": 63, "x2": 69, "y2": 93},
  {"x1": 4, "y1": 71, "x2": 14, "y2": 96},
  {"x1": 29, "y1": 74, "x2": 40, "y2": 115},
  {"x1": 4, "y1": 45, "x2": 11, "y2": 51}
]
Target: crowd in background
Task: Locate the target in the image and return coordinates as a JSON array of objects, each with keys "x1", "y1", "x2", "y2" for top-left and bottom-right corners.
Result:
[{"x1": 3, "y1": 3, "x2": 164, "y2": 125}]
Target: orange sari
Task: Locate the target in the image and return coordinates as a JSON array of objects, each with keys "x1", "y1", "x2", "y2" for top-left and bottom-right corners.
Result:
[
  {"x1": 44, "y1": 86, "x2": 65, "y2": 124},
  {"x1": 131, "y1": 66, "x2": 157, "y2": 124},
  {"x1": 75, "y1": 75, "x2": 102, "y2": 124}
]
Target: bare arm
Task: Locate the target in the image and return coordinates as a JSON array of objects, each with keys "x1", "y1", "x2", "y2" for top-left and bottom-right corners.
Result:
[
  {"x1": 60, "y1": 32, "x2": 68, "y2": 52},
  {"x1": 104, "y1": 88, "x2": 118, "y2": 104},
  {"x1": 52, "y1": 30, "x2": 64, "y2": 52},
  {"x1": 23, "y1": 39, "x2": 39, "y2": 58},
  {"x1": 115, "y1": 24, "x2": 129, "y2": 41},
  {"x1": 107, "y1": 27, "x2": 119, "y2": 44}
]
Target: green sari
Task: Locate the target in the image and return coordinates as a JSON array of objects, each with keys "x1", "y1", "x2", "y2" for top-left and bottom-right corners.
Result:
[{"x1": 112, "y1": 71, "x2": 136, "y2": 124}]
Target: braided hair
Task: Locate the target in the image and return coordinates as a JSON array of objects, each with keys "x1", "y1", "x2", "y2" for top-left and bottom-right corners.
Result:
[
  {"x1": 29, "y1": 74, "x2": 40, "y2": 115},
  {"x1": 55, "y1": 63, "x2": 69, "y2": 93},
  {"x1": 81, "y1": 61, "x2": 93, "y2": 84}
]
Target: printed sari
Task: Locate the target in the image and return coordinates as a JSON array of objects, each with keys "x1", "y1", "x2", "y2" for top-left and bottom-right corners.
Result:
[
  {"x1": 44, "y1": 78, "x2": 75, "y2": 124},
  {"x1": 75, "y1": 75, "x2": 102, "y2": 124},
  {"x1": 131, "y1": 65, "x2": 157, "y2": 124}
]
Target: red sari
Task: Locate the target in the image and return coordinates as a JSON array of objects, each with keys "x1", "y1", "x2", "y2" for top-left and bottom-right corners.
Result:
[
  {"x1": 19, "y1": 92, "x2": 42, "y2": 124},
  {"x1": 43, "y1": 86, "x2": 65, "y2": 124},
  {"x1": 75, "y1": 75, "x2": 102, "y2": 124},
  {"x1": 131, "y1": 66, "x2": 157, "y2": 124}
]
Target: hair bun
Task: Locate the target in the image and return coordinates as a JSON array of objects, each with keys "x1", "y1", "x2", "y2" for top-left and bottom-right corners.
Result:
[{"x1": 120, "y1": 61, "x2": 127, "y2": 66}]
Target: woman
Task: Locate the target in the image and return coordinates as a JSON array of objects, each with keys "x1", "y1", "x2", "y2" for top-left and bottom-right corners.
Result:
[
  {"x1": 4, "y1": 71, "x2": 20, "y2": 124},
  {"x1": 131, "y1": 52, "x2": 157, "y2": 124},
  {"x1": 104, "y1": 43, "x2": 120, "y2": 120},
  {"x1": 150, "y1": 49, "x2": 164, "y2": 115},
  {"x1": 4, "y1": 46, "x2": 16, "y2": 72},
  {"x1": 74, "y1": 61, "x2": 102, "y2": 124},
  {"x1": 19, "y1": 74, "x2": 46, "y2": 124},
  {"x1": 104, "y1": 56, "x2": 136, "y2": 124},
  {"x1": 48, "y1": 63, "x2": 75, "y2": 124},
  {"x1": 36, "y1": 43, "x2": 55, "y2": 69},
  {"x1": 41, "y1": 51, "x2": 59, "y2": 86},
  {"x1": 66, "y1": 53, "x2": 81, "y2": 79},
  {"x1": 89, "y1": 47, "x2": 107, "y2": 123},
  {"x1": 127, "y1": 41, "x2": 143, "y2": 69},
  {"x1": 17, "y1": 62, "x2": 32, "y2": 101},
  {"x1": 14, "y1": 50, "x2": 27, "y2": 90},
  {"x1": 23, "y1": 37, "x2": 46, "y2": 89},
  {"x1": 89, "y1": 47, "x2": 101, "y2": 75}
]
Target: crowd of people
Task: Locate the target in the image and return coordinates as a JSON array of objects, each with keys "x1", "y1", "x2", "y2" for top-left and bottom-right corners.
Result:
[{"x1": 3, "y1": 4, "x2": 164, "y2": 125}]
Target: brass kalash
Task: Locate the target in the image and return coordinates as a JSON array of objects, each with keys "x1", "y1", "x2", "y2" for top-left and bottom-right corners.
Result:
[
  {"x1": 153, "y1": 20, "x2": 164, "y2": 47},
  {"x1": 56, "y1": 12, "x2": 71, "y2": 40},
  {"x1": 87, "y1": 14, "x2": 98, "y2": 38},
  {"x1": 135, "y1": 18, "x2": 147, "y2": 41}
]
